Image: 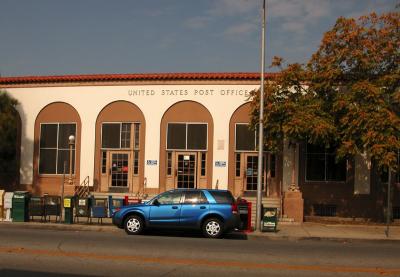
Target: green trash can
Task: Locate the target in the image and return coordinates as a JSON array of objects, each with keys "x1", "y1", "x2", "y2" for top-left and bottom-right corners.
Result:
[
  {"x1": 261, "y1": 207, "x2": 278, "y2": 232},
  {"x1": 64, "y1": 196, "x2": 74, "y2": 224},
  {"x1": 12, "y1": 191, "x2": 30, "y2": 222}
]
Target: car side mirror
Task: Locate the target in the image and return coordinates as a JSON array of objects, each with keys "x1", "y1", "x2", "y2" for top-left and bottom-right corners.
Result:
[{"x1": 153, "y1": 199, "x2": 160, "y2": 206}]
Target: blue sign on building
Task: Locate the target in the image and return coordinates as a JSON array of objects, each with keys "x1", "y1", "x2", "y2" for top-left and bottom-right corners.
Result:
[
  {"x1": 146, "y1": 160, "x2": 158, "y2": 165},
  {"x1": 215, "y1": 161, "x2": 226, "y2": 167}
]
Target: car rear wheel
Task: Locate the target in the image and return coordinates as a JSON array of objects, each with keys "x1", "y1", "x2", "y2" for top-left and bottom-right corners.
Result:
[
  {"x1": 202, "y1": 218, "x2": 223, "y2": 238},
  {"x1": 124, "y1": 215, "x2": 144, "y2": 235}
]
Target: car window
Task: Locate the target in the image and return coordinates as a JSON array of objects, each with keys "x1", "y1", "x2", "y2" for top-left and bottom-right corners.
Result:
[
  {"x1": 183, "y1": 191, "x2": 208, "y2": 204},
  {"x1": 157, "y1": 191, "x2": 182, "y2": 205},
  {"x1": 208, "y1": 191, "x2": 234, "y2": 204}
]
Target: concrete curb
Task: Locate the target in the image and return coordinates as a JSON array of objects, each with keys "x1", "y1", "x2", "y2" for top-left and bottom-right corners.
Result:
[
  {"x1": 246, "y1": 233, "x2": 400, "y2": 244},
  {"x1": 0, "y1": 221, "x2": 119, "y2": 233}
]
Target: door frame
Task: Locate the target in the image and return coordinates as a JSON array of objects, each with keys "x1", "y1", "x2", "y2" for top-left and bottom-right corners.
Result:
[
  {"x1": 108, "y1": 150, "x2": 132, "y2": 189},
  {"x1": 243, "y1": 153, "x2": 268, "y2": 193},
  {"x1": 175, "y1": 152, "x2": 197, "y2": 189}
]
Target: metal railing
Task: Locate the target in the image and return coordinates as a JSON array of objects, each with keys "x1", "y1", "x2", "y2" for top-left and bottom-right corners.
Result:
[{"x1": 75, "y1": 176, "x2": 90, "y2": 198}]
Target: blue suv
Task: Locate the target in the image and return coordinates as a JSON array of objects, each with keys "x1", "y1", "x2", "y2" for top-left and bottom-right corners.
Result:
[{"x1": 112, "y1": 189, "x2": 240, "y2": 238}]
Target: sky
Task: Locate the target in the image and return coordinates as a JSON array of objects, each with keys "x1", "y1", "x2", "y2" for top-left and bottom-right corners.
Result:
[{"x1": 0, "y1": 0, "x2": 397, "y2": 77}]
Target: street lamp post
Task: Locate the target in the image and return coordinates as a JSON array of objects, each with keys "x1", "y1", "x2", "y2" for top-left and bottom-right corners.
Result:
[
  {"x1": 385, "y1": 169, "x2": 391, "y2": 237},
  {"x1": 256, "y1": 0, "x2": 266, "y2": 232},
  {"x1": 68, "y1": 135, "x2": 75, "y2": 185}
]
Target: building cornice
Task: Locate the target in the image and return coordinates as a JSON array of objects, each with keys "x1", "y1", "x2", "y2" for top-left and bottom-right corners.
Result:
[{"x1": 0, "y1": 72, "x2": 278, "y2": 88}]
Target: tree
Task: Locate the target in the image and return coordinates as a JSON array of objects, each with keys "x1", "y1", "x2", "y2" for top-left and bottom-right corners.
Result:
[
  {"x1": 249, "y1": 58, "x2": 336, "y2": 153},
  {"x1": 250, "y1": 11, "x2": 399, "y2": 172},
  {"x1": 0, "y1": 91, "x2": 19, "y2": 177},
  {"x1": 309, "y1": 12, "x2": 400, "y2": 171}
]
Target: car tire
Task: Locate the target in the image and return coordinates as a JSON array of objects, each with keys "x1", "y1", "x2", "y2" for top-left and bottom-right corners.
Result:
[
  {"x1": 124, "y1": 215, "x2": 144, "y2": 235},
  {"x1": 202, "y1": 218, "x2": 223, "y2": 238}
]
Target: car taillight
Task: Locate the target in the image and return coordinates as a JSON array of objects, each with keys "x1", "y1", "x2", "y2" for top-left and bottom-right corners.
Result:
[
  {"x1": 231, "y1": 203, "x2": 238, "y2": 214},
  {"x1": 114, "y1": 207, "x2": 121, "y2": 213}
]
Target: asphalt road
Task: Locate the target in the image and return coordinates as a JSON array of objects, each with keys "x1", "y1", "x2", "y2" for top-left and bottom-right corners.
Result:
[{"x1": 0, "y1": 224, "x2": 399, "y2": 277}]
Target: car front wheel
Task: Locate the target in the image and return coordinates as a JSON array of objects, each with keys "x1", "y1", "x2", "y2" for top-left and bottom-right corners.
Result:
[
  {"x1": 202, "y1": 218, "x2": 223, "y2": 238},
  {"x1": 124, "y1": 215, "x2": 144, "y2": 235}
]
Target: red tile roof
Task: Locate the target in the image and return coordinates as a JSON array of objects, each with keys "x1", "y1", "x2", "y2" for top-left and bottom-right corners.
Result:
[{"x1": 0, "y1": 72, "x2": 277, "y2": 85}]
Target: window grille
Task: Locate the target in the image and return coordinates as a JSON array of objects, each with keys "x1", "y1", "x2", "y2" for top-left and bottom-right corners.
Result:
[{"x1": 313, "y1": 204, "x2": 337, "y2": 217}]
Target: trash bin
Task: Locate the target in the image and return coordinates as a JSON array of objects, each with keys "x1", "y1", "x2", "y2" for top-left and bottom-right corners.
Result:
[
  {"x1": 91, "y1": 197, "x2": 108, "y2": 223},
  {"x1": 237, "y1": 198, "x2": 252, "y2": 232},
  {"x1": 108, "y1": 196, "x2": 124, "y2": 217},
  {"x1": 261, "y1": 206, "x2": 278, "y2": 232},
  {"x1": 64, "y1": 196, "x2": 74, "y2": 224},
  {"x1": 12, "y1": 191, "x2": 30, "y2": 222},
  {"x1": 44, "y1": 195, "x2": 61, "y2": 222},
  {"x1": 29, "y1": 196, "x2": 45, "y2": 221},
  {"x1": 4, "y1": 192, "x2": 14, "y2": 221},
  {"x1": 75, "y1": 197, "x2": 90, "y2": 222}
]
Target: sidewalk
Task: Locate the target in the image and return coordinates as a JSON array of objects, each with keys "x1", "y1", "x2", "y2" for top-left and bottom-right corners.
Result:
[
  {"x1": 1, "y1": 220, "x2": 400, "y2": 242},
  {"x1": 248, "y1": 222, "x2": 400, "y2": 242}
]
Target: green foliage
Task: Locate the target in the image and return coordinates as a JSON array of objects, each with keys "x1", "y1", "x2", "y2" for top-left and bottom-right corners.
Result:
[
  {"x1": 250, "y1": 11, "x2": 399, "y2": 171},
  {"x1": 0, "y1": 91, "x2": 19, "y2": 174},
  {"x1": 309, "y1": 12, "x2": 400, "y2": 171},
  {"x1": 249, "y1": 62, "x2": 336, "y2": 152}
]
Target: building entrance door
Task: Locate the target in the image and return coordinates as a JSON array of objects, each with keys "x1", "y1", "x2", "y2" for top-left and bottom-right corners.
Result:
[
  {"x1": 244, "y1": 154, "x2": 266, "y2": 191},
  {"x1": 109, "y1": 151, "x2": 131, "y2": 187},
  {"x1": 176, "y1": 153, "x2": 197, "y2": 189}
]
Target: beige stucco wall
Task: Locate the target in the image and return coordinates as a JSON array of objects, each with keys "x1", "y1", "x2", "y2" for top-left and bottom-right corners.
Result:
[{"x1": 7, "y1": 84, "x2": 258, "y2": 189}]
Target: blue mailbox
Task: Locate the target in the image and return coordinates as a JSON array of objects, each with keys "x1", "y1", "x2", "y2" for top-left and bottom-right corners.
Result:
[
  {"x1": 91, "y1": 197, "x2": 108, "y2": 223},
  {"x1": 108, "y1": 196, "x2": 124, "y2": 217}
]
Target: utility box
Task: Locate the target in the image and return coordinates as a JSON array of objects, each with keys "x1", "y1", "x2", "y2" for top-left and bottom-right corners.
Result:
[
  {"x1": 64, "y1": 196, "x2": 74, "y2": 224},
  {"x1": 261, "y1": 207, "x2": 278, "y2": 232},
  {"x1": 237, "y1": 198, "x2": 251, "y2": 232},
  {"x1": 12, "y1": 191, "x2": 30, "y2": 222},
  {"x1": 29, "y1": 197, "x2": 45, "y2": 221},
  {"x1": 4, "y1": 192, "x2": 14, "y2": 221},
  {"x1": 75, "y1": 197, "x2": 90, "y2": 222},
  {"x1": 91, "y1": 197, "x2": 108, "y2": 223},
  {"x1": 0, "y1": 190, "x2": 4, "y2": 221},
  {"x1": 44, "y1": 195, "x2": 61, "y2": 222},
  {"x1": 108, "y1": 196, "x2": 124, "y2": 217}
]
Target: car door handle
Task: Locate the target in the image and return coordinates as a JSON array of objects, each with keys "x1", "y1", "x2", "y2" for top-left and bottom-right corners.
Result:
[
  {"x1": 200, "y1": 206, "x2": 206, "y2": 209},
  {"x1": 172, "y1": 206, "x2": 178, "y2": 209}
]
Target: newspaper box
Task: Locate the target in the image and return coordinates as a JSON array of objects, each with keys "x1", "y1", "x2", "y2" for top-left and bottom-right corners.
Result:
[{"x1": 4, "y1": 192, "x2": 14, "y2": 221}]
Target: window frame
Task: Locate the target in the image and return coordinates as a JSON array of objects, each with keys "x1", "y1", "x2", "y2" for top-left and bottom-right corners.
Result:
[
  {"x1": 38, "y1": 122, "x2": 77, "y2": 176},
  {"x1": 101, "y1": 122, "x2": 141, "y2": 150},
  {"x1": 166, "y1": 122, "x2": 208, "y2": 151},
  {"x1": 200, "y1": 153, "x2": 206, "y2": 176},
  {"x1": 235, "y1": 153, "x2": 241, "y2": 177},
  {"x1": 166, "y1": 152, "x2": 173, "y2": 176},
  {"x1": 234, "y1": 123, "x2": 257, "y2": 152},
  {"x1": 305, "y1": 143, "x2": 347, "y2": 183}
]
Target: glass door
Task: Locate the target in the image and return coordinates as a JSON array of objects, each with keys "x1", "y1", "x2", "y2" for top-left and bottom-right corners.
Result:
[
  {"x1": 244, "y1": 154, "x2": 265, "y2": 191},
  {"x1": 176, "y1": 153, "x2": 196, "y2": 189},
  {"x1": 109, "y1": 152, "x2": 130, "y2": 187}
]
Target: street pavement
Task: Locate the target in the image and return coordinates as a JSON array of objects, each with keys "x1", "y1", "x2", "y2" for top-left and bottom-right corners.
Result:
[
  {"x1": 1, "y1": 219, "x2": 400, "y2": 242},
  {"x1": 0, "y1": 223, "x2": 400, "y2": 276}
]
